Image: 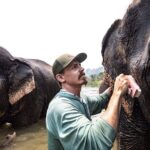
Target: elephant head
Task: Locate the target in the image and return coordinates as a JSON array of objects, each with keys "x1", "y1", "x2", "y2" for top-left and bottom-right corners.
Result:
[
  {"x1": 8, "y1": 59, "x2": 35, "y2": 105},
  {"x1": 100, "y1": 0, "x2": 150, "y2": 149},
  {"x1": 0, "y1": 47, "x2": 60, "y2": 127},
  {"x1": 0, "y1": 47, "x2": 35, "y2": 117}
]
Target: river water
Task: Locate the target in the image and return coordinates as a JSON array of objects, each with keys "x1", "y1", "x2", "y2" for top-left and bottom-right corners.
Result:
[
  {"x1": 0, "y1": 120, "x2": 47, "y2": 150},
  {"x1": 0, "y1": 87, "x2": 101, "y2": 150}
]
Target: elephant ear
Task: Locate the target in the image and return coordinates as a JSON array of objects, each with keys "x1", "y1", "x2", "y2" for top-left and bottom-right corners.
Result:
[
  {"x1": 101, "y1": 19, "x2": 121, "y2": 58},
  {"x1": 8, "y1": 60, "x2": 35, "y2": 105}
]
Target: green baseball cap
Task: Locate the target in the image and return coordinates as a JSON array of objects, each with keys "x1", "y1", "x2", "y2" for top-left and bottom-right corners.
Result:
[{"x1": 52, "y1": 52, "x2": 87, "y2": 76}]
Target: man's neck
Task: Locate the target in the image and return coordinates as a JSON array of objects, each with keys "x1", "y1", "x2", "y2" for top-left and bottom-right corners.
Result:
[{"x1": 62, "y1": 84, "x2": 81, "y2": 97}]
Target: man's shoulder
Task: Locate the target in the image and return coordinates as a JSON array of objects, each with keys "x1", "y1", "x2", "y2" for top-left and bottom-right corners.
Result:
[
  {"x1": 47, "y1": 95, "x2": 76, "y2": 114},
  {"x1": 48, "y1": 96, "x2": 67, "y2": 109}
]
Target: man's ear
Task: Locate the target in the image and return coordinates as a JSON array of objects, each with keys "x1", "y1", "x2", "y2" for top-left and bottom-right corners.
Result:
[{"x1": 55, "y1": 74, "x2": 65, "y2": 83}]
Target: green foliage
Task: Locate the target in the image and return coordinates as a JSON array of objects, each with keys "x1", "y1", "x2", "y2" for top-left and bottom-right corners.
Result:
[{"x1": 86, "y1": 72, "x2": 104, "y2": 87}]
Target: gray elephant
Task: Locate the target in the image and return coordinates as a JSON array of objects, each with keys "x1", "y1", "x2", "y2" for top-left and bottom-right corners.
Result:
[
  {"x1": 100, "y1": 0, "x2": 150, "y2": 149},
  {"x1": 0, "y1": 47, "x2": 60, "y2": 128}
]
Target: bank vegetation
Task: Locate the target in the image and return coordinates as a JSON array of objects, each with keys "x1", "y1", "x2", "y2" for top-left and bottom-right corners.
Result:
[{"x1": 86, "y1": 72, "x2": 104, "y2": 87}]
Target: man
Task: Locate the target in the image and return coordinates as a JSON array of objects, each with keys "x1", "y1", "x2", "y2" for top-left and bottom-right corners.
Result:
[{"x1": 46, "y1": 52, "x2": 128, "y2": 150}]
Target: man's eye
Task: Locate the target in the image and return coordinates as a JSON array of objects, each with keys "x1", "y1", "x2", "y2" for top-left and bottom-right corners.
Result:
[
  {"x1": 70, "y1": 63, "x2": 81, "y2": 70},
  {"x1": 73, "y1": 64, "x2": 78, "y2": 69},
  {"x1": 72, "y1": 64, "x2": 79, "y2": 69}
]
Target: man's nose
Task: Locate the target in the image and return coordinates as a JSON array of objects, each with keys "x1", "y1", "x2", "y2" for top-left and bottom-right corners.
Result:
[{"x1": 80, "y1": 65, "x2": 84, "y2": 72}]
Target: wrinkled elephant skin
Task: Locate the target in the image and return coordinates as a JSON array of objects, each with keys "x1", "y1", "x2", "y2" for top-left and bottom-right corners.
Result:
[
  {"x1": 100, "y1": 0, "x2": 150, "y2": 149},
  {"x1": 0, "y1": 47, "x2": 60, "y2": 128}
]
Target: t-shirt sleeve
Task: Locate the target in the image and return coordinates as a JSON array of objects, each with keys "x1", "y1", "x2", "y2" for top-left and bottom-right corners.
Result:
[
  {"x1": 85, "y1": 92, "x2": 110, "y2": 115},
  {"x1": 48, "y1": 100, "x2": 116, "y2": 150}
]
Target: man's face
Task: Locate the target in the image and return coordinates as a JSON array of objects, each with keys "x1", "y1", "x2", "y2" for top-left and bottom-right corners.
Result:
[{"x1": 61, "y1": 60, "x2": 87, "y2": 87}]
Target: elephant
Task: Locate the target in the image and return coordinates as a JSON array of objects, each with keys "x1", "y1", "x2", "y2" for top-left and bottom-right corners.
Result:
[
  {"x1": 99, "y1": 0, "x2": 150, "y2": 149},
  {"x1": 0, "y1": 47, "x2": 60, "y2": 128}
]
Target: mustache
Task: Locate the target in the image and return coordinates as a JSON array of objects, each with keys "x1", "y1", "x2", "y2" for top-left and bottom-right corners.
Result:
[{"x1": 79, "y1": 72, "x2": 86, "y2": 78}]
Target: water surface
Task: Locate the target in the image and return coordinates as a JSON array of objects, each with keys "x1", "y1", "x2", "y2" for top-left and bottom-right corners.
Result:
[{"x1": 0, "y1": 120, "x2": 47, "y2": 150}]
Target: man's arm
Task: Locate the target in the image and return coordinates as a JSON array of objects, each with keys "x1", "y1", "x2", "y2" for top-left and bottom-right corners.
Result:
[
  {"x1": 84, "y1": 87, "x2": 112, "y2": 115},
  {"x1": 100, "y1": 74, "x2": 128, "y2": 130},
  {"x1": 47, "y1": 98, "x2": 116, "y2": 150}
]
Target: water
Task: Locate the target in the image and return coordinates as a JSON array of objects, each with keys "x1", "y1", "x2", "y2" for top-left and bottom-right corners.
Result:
[
  {"x1": 0, "y1": 120, "x2": 47, "y2": 150},
  {"x1": 81, "y1": 86, "x2": 99, "y2": 96},
  {"x1": 0, "y1": 87, "x2": 99, "y2": 150}
]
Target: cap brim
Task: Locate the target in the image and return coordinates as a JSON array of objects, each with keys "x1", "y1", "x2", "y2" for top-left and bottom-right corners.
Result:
[
  {"x1": 73, "y1": 52, "x2": 87, "y2": 63},
  {"x1": 63, "y1": 53, "x2": 87, "y2": 70}
]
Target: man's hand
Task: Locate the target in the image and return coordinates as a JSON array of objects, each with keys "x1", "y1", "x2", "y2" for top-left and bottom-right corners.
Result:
[
  {"x1": 113, "y1": 74, "x2": 128, "y2": 96},
  {"x1": 126, "y1": 75, "x2": 141, "y2": 98}
]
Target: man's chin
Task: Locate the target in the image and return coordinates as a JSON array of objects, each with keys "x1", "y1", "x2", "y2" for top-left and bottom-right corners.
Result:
[
  {"x1": 79, "y1": 76, "x2": 87, "y2": 85},
  {"x1": 83, "y1": 81, "x2": 88, "y2": 85},
  {"x1": 82, "y1": 79, "x2": 88, "y2": 85}
]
